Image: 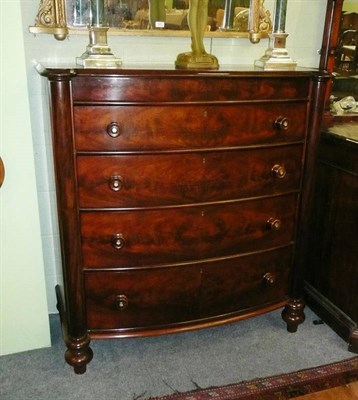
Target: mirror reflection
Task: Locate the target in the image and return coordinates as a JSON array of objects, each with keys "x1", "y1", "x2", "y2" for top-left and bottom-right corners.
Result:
[
  {"x1": 66, "y1": 0, "x2": 252, "y2": 32},
  {"x1": 329, "y1": 0, "x2": 358, "y2": 116},
  {"x1": 334, "y1": 9, "x2": 358, "y2": 73}
]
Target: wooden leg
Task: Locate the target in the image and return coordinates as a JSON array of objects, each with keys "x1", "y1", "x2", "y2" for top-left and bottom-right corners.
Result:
[
  {"x1": 65, "y1": 335, "x2": 93, "y2": 374},
  {"x1": 282, "y1": 298, "x2": 305, "y2": 333},
  {"x1": 56, "y1": 285, "x2": 93, "y2": 374}
]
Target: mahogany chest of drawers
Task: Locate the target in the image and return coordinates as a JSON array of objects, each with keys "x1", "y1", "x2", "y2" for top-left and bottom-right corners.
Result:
[{"x1": 39, "y1": 66, "x2": 328, "y2": 373}]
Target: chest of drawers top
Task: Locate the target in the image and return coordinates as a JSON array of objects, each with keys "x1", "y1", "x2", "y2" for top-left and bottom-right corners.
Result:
[
  {"x1": 41, "y1": 66, "x2": 316, "y2": 102},
  {"x1": 72, "y1": 75, "x2": 309, "y2": 103}
]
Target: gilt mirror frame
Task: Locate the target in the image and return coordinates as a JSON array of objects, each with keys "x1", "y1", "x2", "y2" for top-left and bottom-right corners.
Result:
[{"x1": 29, "y1": 0, "x2": 272, "y2": 43}]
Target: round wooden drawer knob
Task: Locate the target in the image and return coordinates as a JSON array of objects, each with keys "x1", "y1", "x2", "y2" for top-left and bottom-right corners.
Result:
[
  {"x1": 267, "y1": 217, "x2": 282, "y2": 231},
  {"x1": 272, "y1": 164, "x2": 286, "y2": 179},
  {"x1": 107, "y1": 122, "x2": 121, "y2": 138},
  {"x1": 274, "y1": 116, "x2": 289, "y2": 131},
  {"x1": 111, "y1": 233, "x2": 125, "y2": 250},
  {"x1": 109, "y1": 175, "x2": 124, "y2": 192},
  {"x1": 115, "y1": 294, "x2": 129, "y2": 311},
  {"x1": 263, "y1": 272, "x2": 275, "y2": 286}
]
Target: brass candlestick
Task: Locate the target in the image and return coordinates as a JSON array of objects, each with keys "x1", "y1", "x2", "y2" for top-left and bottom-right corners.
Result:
[
  {"x1": 76, "y1": 26, "x2": 122, "y2": 68},
  {"x1": 76, "y1": 0, "x2": 122, "y2": 68}
]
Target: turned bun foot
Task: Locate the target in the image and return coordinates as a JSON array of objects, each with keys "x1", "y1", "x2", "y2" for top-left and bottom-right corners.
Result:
[
  {"x1": 282, "y1": 299, "x2": 305, "y2": 332},
  {"x1": 65, "y1": 335, "x2": 93, "y2": 374}
]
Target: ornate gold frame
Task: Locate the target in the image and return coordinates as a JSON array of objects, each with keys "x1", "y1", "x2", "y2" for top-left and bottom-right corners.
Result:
[
  {"x1": 29, "y1": 0, "x2": 272, "y2": 43},
  {"x1": 31, "y1": 0, "x2": 68, "y2": 40}
]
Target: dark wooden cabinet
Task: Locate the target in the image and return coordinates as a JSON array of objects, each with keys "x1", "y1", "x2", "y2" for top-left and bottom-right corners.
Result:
[
  {"x1": 39, "y1": 66, "x2": 328, "y2": 373},
  {"x1": 305, "y1": 122, "x2": 358, "y2": 353}
]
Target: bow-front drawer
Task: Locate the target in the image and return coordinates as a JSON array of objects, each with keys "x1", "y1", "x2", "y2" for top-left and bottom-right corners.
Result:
[
  {"x1": 80, "y1": 194, "x2": 297, "y2": 268},
  {"x1": 84, "y1": 246, "x2": 292, "y2": 332},
  {"x1": 77, "y1": 145, "x2": 303, "y2": 208},
  {"x1": 74, "y1": 103, "x2": 307, "y2": 151}
]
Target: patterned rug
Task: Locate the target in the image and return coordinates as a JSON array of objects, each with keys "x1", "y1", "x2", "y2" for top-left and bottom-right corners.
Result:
[{"x1": 151, "y1": 356, "x2": 358, "y2": 400}]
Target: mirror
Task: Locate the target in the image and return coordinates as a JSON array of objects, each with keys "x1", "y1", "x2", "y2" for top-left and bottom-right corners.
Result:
[
  {"x1": 29, "y1": 0, "x2": 272, "y2": 42},
  {"x1": 334, "y1": 7, "x2": 358, "y2": 74},
  {"x1": 320, "y1": 0, "x2": 358, "y2": 117}
]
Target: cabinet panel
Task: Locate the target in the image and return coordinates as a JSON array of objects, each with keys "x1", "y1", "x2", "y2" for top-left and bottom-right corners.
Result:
[
  {"x1": 310, "y1": 165, "x2": 358, "y2": 320},
  {"x1": 306, "y1": 130, "x2": 358, "y2": 348},
  {"x1": 307, "y1": 131, "x2": 358, "y2": 321}
]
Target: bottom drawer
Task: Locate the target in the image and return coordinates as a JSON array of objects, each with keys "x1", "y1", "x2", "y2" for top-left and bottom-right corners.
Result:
[{"x1": 85, "y1": 247, "x2": 292, "y2": 332}]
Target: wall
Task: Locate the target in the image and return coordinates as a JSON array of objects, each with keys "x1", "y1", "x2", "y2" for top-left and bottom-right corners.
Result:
[
  {"x1": 0, "y1": 0, "x2": 51, "y2": 355},
  {"x1": 21, "y1": 0, "x2": 327, "y2": 313},
  {"x1": 343, "y1": 0, "x2": 358, "y2": 12}
]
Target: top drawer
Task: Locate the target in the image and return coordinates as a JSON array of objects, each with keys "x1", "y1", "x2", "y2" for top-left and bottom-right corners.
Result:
[
  {"x1": 72, "y1": 76, "x2": 310, "y2": 103},
  {"x1": 74, "y1": 103, "x2": 307, "y2": 151}
]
